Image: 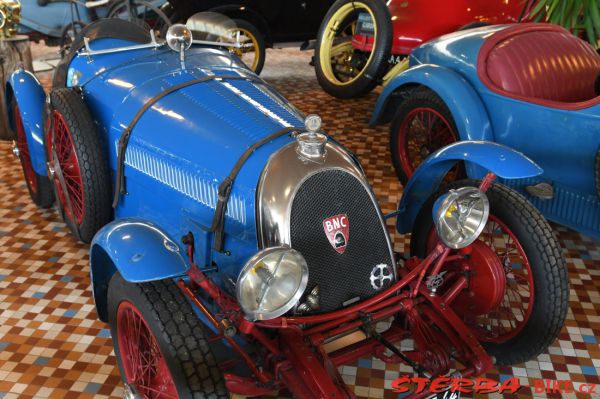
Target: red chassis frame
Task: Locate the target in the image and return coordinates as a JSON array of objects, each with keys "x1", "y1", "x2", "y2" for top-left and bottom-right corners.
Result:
[{"x1": 177, "y1": 173, "x2": 499, "y2": 399}]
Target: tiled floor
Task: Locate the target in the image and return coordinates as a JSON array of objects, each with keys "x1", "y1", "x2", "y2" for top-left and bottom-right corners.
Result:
[{"x1": 0, "y1": 46, "x2": 599, "y2": 399}]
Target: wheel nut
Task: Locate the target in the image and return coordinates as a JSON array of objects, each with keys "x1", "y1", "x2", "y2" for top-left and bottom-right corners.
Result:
[
  {"x1": 46, "y1": 162, "x2": 55, "y2": 178},
  {"x1": 218, "y1": 318, "x2": 236, "y2": 337},
  {"x1": 11, "y1": 141, "x2": 20, "y2": 159}
]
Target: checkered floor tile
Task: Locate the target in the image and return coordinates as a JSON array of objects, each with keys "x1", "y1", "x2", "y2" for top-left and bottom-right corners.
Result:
[{"x1": 0, "y1": 47, "x2": 599, "y2": 398}]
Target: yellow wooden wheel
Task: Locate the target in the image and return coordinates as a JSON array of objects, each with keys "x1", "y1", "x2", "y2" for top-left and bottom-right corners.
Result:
[
  {"x1": 318, "y1": 2, "x2": 377, "y2": 86},
  {"x1": 226, "y1": 19, "x2": 266, "y2": 74},
  {"x1": 315, "y1": 0, "x2": 392, "y2": 98}
]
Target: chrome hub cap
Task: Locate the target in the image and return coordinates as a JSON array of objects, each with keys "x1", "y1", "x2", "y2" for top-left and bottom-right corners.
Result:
[{"x1": 122, "y1": 383, "x2": 143, "y2": 399}]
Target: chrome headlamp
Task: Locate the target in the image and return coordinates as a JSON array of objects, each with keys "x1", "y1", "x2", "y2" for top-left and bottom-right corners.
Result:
[
  {"x1": 433, "y1": 187, "x2": 490, "y2": 249},
  {"x1": 236, "y1": 247, "x2": 308, "y2": 321}
]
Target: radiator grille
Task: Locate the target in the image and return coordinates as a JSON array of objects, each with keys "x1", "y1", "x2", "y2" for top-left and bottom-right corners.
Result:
[{"x1": 290, "y1": 169, "x2": 394, "y2": 313}]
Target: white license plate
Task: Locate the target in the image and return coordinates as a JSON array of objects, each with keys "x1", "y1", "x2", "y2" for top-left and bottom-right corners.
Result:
[{"x1": 355, "y1": 13, "x2": 375, "y2": 36}]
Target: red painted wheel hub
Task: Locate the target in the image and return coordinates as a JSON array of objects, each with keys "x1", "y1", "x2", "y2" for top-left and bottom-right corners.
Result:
[
  {"x1": 14, "y1": 104, "x2": 37, "y2": 193},
  {"x1": 452, "y1": 240, "x2": 506, "y2": 317},
  {"x1": 426, "y1": 215, "x2": 535, "y2": 344},
  {"x1": 116, "y1": 301, "x2": 179, "y2": 399},
  {"x1": 397, "y1": 107, "x2": 457, "y2": 180},
  {"x1": 47, "y1": 111, "x2": 85, "y2": 225}
]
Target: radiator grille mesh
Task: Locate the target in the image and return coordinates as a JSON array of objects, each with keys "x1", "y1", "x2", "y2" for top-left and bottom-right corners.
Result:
[{"x1": 290, "y1": 169, "x2": 394, "y2": 313}]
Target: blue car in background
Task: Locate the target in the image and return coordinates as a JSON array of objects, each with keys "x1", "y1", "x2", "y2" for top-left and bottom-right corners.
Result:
[
  {"x1": 5, "y1": 16, "x2": 568, "y2": 399},
  {"x1": 372, "y1": 23, "x2": 600, "y2": 239},
  {"x1": 18, "y1": 0, "x2": 169, "y2": 51}
]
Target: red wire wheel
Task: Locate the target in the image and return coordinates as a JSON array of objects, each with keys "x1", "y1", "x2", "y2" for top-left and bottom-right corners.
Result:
[
  {"x1": 14, "y1": 104, "x2": 38, "y2": 194},
  {"x1": 43, "y1": 88, "x2": 112, "y2": 244},
  {"x1": 425, "y1": 215, "x2": 534, "y2": 344},
  {"x1": 108, "y1": 274, "x2": 229, "y2": 398},
  {"x1": 411, "y1": 180, "x2": 568, "y2": 365},
  {"x1": 116, "y1": 301, "x2": 179, "y2": 399},
  {"x1": 390, "y1": 89, "x2": 462, "y2": 185},
  {"x1": 47, "y1": 110, "x2": 85, "y2": 225},
  {"x1": 397, "y1": 107, "x2": 457, "y2": 177}
]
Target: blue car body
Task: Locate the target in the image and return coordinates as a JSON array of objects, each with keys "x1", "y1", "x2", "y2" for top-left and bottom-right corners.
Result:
[
  {"x1": 372, "y1": 24, "x2": 600, "y2": 239},
  {"x1": 6, "y1": 30, "x2": 542, "y2": 326}
]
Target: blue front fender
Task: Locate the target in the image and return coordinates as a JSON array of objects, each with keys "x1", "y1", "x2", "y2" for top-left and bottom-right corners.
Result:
[
  {"x1": 6, "y1": 69, "x2": 47, "y2": 175},
  {"x1": 89, "y1": 218, "x2": 189, "y2": 321},
  {"x1": 370, "y1": 64, "x2": 493, "y2": 143},
  {"x1": 396, "y1": 141, "x2": 543, "y2": 234}
]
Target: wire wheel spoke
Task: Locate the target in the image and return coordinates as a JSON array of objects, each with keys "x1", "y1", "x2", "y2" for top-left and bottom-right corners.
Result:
[
  {"x1": 117, "y1": 302, "x2": 178, "y2": 399},
  {"x1": 50, "y1": 111, "x2": 85, "y2": 224},
  {"x1": 471, "y1": 215, "x2": 534, "y2": 343}
]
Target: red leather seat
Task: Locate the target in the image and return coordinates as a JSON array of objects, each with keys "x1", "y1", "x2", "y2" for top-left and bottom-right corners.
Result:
[{"x1": 478, "y1": 24, "x2": 600, "y2": 109}]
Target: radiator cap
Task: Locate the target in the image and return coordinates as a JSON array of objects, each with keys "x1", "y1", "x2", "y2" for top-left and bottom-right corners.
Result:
[{"x1": 297, "y1": 114, "x2": 327, "y2": 158}]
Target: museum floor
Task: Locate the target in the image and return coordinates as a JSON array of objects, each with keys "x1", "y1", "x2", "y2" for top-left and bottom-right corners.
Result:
[{"x1": 0, "y1": 47, "x2": 599, "y2": 399}]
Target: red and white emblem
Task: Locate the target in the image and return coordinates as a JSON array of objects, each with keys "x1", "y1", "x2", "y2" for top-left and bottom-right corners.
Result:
[{"x1": 322, "y1": 214, "x2": 349, "y2": 253}]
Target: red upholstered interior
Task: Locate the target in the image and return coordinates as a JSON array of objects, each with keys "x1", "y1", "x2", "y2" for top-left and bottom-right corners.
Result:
[{"x1": 478, "y1": 24, "x2": 600, "y2": 109}]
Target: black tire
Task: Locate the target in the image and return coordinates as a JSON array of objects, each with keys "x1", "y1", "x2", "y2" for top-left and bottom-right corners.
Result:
[
  {"x1": 58, "y1": 20, "x2": 86, "y2": 59},
  {"x1": 315, "y1": 0, "x2": 392, "y2": 99},
  {"x1": 107, "y1": 273, "x2": 229, "y2": 398},
  {"x1": 411, "y1": 180, "x2": 569, "y2": 365},
  {"x1": 45, "y1": 88, "x2": 112, "y2": 243},
  {"x1": 0, "y1": 114, "x2": 15, "y2": 140},
  {"x1": 458, "y1": 21, "x2": 489, "y2": 31},
  {"x1": 11, "y1": 98, "x2": 54, "y2": 207},
  {"x1": 231, "y1": 19, "x2": 266, "y2": 75},
  {"x1": 390, "y1": 88, "x2": 461, "y2": 185},
  {"x1": 107, "y1": 0, "x2": 172, "y2": 35}
]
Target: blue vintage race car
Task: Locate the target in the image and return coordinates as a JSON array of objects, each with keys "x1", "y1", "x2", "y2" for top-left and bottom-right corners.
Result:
[
  {"x1": 371, "y1": 23, "x2": 600, "y2": 239},
  {"x1": 6, "y1": 16, "x2": 568, "y2": 399}
]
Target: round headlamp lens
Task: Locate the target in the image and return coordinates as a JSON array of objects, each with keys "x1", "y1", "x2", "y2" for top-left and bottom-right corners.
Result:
[
  {"x1": 236, "y1": 247, "x2": 308, "y2": 321},
  {"x1": 434, "y1": 187, "x2": 490, "y2": 249}
]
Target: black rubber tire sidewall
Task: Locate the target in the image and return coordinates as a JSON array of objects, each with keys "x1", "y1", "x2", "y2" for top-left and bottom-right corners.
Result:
[
  {"x1": 0, "y1": 121, "x2": 15, "y2": 141},
  {"x1": 46, "y1": 88, "x2": 112, "y2": 243},
  {"x1": 315, "y1": 0, "x2": 392, "y2": 99},
  {"x1": 390, "y1": 88, "x2": 460, "y2": 185},
  {"x1": 11, "y1": 97, "x2": 54, "y2": 208},
  {"x1": 232, "y1": 19, "x2": 266, "y2": 75},
  {"x1": 24, "y1": 170, "x2": 55, "y2": 209},
  {"x1": 107, "y1": 273, "x2": 229, "y2": 398},
  {"x1": 107, "y1": 0, "x2": 172, "y2": 35},
  {"x1": 411, "y1": 180, "x2": 569, "y2": 365}
]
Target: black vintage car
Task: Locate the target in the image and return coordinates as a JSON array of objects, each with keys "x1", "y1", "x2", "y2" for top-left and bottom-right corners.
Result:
[{"x1": 164, "y1": 0, "x2": 334, "y2": 73}]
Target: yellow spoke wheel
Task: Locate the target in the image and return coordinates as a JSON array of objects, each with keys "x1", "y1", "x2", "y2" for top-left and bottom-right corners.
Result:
[
  {"x1": 226, "y1": 19, "x2": 266, "y2": 74},
  {"x1": 315, "y1": 0, "x2": 392, "y2": 99}
]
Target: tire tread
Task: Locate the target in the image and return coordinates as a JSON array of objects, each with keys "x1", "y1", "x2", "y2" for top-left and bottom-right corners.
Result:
[
  {"x1": 48, "y1": 88, "x2": 112, "y2": 243},
  {"x1": 108, "y1": 274, "x2": 229, "y2": 398},
  {"x1": 411, "y1": 180, "x2": 568, "y2": 365}
]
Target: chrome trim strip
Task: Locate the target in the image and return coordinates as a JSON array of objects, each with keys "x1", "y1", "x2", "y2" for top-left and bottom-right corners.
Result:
[{"x1": 256, "y1": 141, "x2": 396, "y2": 277}]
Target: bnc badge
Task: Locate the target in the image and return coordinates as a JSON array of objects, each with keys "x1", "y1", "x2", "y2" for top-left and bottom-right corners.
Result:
[
  {"x1": 322, "y1": 214, "x2": 349, "y2": 253},
  {"x1": 370, "y1": 264, "x2": 393, "y2": 291}
]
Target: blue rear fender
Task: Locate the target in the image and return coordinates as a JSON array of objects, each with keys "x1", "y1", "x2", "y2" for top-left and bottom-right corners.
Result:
[
  {"x1": 89, "y1": 218, "x2": 189, "y2": 321},
  {"x1": 370, "y1": 64, "x2": 493, "y2": 143},
  {"x1": 396, "y1": 141, "x2": 543, "y2": 234},
  {"x1": 6, "y1": 69, "x2": 48, "y2": 176}
]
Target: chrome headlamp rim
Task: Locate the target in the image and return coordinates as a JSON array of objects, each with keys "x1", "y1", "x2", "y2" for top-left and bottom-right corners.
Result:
[
  {"x1": 435, "y1": 186, "x2": 490, "y2": 250},
  {"x1": 236, "y1": 246, "x2": 309, "y2": 321}
]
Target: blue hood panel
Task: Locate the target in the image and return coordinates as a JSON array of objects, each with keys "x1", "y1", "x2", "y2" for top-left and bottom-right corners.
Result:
[{"x1": 70, "y1": 43, "x2": 305, "y2": 246}]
